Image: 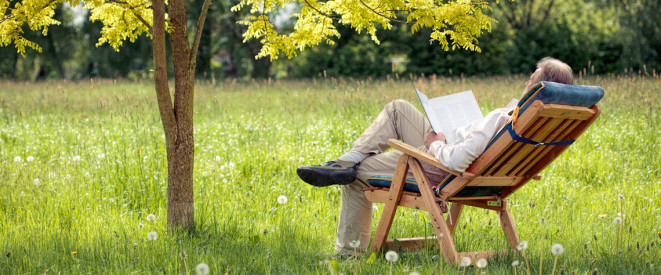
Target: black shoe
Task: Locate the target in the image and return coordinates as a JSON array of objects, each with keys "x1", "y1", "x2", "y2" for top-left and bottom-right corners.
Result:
[{"x1": 296, "y1": 160, "x2": 358, "y2": 187}]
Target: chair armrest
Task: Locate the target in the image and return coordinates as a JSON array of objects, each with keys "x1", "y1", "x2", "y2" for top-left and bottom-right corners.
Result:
[{"x1": 387, "y1": 139, "x2": 474, "y2": 179}]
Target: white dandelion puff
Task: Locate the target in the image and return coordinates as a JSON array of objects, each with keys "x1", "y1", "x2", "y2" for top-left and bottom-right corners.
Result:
[
  {"x1": 516, "y1": 240, "x2": 528, "y2": 251},
  {"x1": 214, "y1": 156, "x2": 221, "y2": 162},
  {"x1": 14, "y1": 156, "x2": 22, "y2": 162},
  {"x1": 277, "y1": 195, "x2": 288, "y2": 204},
  {"x1": 385, "y1": 250, "x2": 398, "y2": 262},
  {"x1": 33, "y1": 178, "x2": 40, "y2": 186},
  {"x1": 613, "y1": 216, "x2": 623, "y2": 225},
  {"x1": 298, "y1": 157, "x2": 305, "y2": 162},
  {"x1": 20, "y1": 191, "x2": 25, "y2": 197},
  {"x1": 476, "y1": 258, "x2": 487, "y2": 268},
  {"x1": 72, "y1": 155, "x2": 81, "y2": 162},
  {"x1": 349, "y1": 240, "x2": 361, "y2": 249},
  {"x1": 512, "y1": 260, "x2": 520, "y2": 267},
  {"x1": 147, "y1": 231, "x2": 158, "y2": 241},
  {"x1": 195, "y1": 263, "x2": 210, "y2": 275},
  {"x1": 372, "y1": 205, "x2": 379, "y2": 212},
  {"x1": 459, "y1": 256, "x2": 472, "y2": 267},
  {"x1": 26, "y1": 156, "x2": 34, "y2": 162},
  {"x1": 138, "y1": 223, "x2": 144, "y2": 229},
  {"x1": 551, "y1": 244, "x2": 564, "y2": 256},
  {"x1": 618, "y1": 194, "x2": 624, "y2": 200},
  {"x1": 146, "y1": 214, "x2": 156, "y2": 222}
]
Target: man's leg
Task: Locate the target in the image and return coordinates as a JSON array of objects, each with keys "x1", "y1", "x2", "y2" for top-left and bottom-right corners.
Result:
[
  {"x1": 335, "y1": 150, "x2": 403, "y2": 255},
  {"x1": 298, "y1": 99, "x2": 431, "y2": 188},
  {"x1": 351, "y1": 99, "x2": 430, "y2": 154}
]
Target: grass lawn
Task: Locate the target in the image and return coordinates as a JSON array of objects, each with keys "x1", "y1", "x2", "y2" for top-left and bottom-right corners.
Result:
[{"x1": 0, "y1": 74, "x2": 659, "y2": 274}]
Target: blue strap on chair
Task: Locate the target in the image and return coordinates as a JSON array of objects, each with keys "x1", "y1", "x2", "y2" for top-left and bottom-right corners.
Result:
[{"x1": 505, "y1": 124, "x2": 575, "y2": 146}]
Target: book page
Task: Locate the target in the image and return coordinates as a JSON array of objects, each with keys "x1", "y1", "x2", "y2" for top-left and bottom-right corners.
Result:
[{"x1": 415, "y1": 88, "x2": 484, "y2": 143}]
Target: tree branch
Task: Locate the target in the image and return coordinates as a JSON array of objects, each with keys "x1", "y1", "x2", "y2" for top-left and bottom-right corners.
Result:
[
  {"x1": 189, "y1": 0, "x2": 212, "y2": 67},
  {"x1": 106, "y1": 0, "x2": 153, "y2": 32},
  {"x1": 151, "y1": 0, "x2": 176, "y2": 144},
  {"x1": 357, "y1": 0, "x2": 414, "y2": 24},
  {"x1": 302, "y1": 0, "x2": 339, "y2": 20}
]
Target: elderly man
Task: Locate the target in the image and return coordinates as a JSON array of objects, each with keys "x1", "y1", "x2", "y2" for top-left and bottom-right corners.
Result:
[{"x1": 297, "y1": 57, "x2": 574, "y2": 257}]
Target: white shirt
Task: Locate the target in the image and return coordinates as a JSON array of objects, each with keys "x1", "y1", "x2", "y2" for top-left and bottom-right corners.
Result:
[{"x1": 427, "y1": 99, "x2": 519, "y2": 172}]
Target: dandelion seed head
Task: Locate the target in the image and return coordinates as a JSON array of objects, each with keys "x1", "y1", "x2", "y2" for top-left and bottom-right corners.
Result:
[
  {"x1": 146, "y1": 214, "x2": 156, "y2": 222},
  {"x1": 512, "y1": 260, "x2": 520, "y2": 267},
  {"x1": 618, "y1": 194, "x2": 624, "y2": 200},
  {"x1": 516, "y1": 240, "x2": 528, "y2": 251},
  {"x1": 349, "y1": 240, "x2": 361, "y2": 249},
  {"x1": 138, "y1": 223, "x2": 144, "y2": 229},
  {"x1": 20, "y1": 191, "x2": 25, "y2": 197},
  {"x1": 14, "y1": 156, "x2": 22, "y2": 162},
  {"x1": 298, "y1": 157, "x2": 305, "y2": 162},
  {"x1": 459, "y1": 256, "x2": 471, "y2": 267},
  {"x1": 372, "y1": 205, "x2": 379, "y2": 211},
  {"x1": 476, "y1": 258, "x2": 487, "y2": 268},
  {"x1": 33, "y1": 178, "x2": 40, "y2": 186},
  {"x1": 385, "y1": 250, "x2": 398, "y2": 262},
  {"x1": 26, "y1": 156, "x2": 34, "y2": 162},
  {"x1": 147, "y1": 231, "x2": 158, "y2": 241},
  {"x1": 614, "y1": 217, "x2": 623, "y2": 225},
  {"x1": 72, "y1": 155, "x2": 81, "y2": 162},
  {"x1": 277, "y1": 195, "x2": 288, "y2": 204},
  {"x1": 551, "y1": 243, "x2": 564, "y2": 255},
  {"x1": 195, "y1": 263, "x2": 210, "y2": 275}
]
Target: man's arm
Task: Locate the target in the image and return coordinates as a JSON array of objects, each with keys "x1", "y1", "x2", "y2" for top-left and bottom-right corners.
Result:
[{"x1": 426, "y1": 107, "x2": 512, "y2": 172}]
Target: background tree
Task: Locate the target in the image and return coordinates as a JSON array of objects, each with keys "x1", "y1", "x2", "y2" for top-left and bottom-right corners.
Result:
[{"x1": 1, "y1": 0, "x2": 500, "y2": 230}]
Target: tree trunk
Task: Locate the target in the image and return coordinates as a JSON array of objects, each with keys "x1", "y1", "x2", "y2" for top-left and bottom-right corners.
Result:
[{"x1": 152, "y1": 0, "x2": 195, "y2": 230}]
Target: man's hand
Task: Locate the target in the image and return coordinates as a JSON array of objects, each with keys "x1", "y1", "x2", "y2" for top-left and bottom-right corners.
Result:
[{"x1": 425, "y1": 131, "x2": 446, "y2": 149}]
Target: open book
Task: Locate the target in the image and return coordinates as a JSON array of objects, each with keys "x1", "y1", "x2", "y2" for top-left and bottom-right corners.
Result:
[{"x1": 415, "y1": 87, "x2": 483, "y2": 144}]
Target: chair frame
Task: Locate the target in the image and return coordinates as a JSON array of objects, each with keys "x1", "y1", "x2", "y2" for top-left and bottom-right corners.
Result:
[{"x1": 364, "y1": 99, "x2": 601, "y2": 264}]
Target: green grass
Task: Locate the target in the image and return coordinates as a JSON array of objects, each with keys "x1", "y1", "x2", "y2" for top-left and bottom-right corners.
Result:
[{"x1": 0, "y1": 74, "x2": 659, "y2": 274}]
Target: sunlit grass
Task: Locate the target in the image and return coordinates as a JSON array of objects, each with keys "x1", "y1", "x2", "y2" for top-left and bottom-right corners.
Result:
[{"x1": 0, "y1": 74, "x2": 659, "y2": 274}]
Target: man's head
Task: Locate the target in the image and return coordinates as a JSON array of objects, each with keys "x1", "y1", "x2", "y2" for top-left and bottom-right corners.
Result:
[{"x1": 524, "y1": 57, "x2": 573, "y2": 93}]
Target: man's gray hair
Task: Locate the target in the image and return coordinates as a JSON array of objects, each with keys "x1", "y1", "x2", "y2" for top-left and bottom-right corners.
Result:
[{"x1": 533, "y1": 57, "x2": 573, "y2": 85}]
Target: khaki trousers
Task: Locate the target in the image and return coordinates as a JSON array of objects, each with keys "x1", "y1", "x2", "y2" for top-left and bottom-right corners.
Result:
[{"x1": 335, "y1": 99, "x2": 449, "y2": 254}]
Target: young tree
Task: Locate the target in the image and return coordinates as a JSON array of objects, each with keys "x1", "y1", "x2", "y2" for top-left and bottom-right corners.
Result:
[{"x1": 0, "y1": 0, "x2": 496, "y2": 231}]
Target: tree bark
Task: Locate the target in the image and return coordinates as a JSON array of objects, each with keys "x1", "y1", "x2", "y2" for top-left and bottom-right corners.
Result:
[
  {"x1": 167, "y1": 0, "x2": 196, "y2": 230},
  {"x1": 152, "y1": 0, "x2": 195, "y2": 230}
]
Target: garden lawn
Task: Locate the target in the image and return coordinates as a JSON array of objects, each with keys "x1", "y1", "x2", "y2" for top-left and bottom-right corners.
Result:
[{"x1": 0, "y1": 74, "x2": 659, "y2": 274}]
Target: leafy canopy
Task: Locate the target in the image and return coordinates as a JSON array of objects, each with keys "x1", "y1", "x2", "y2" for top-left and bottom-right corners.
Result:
[
  {"x1": 233, "y1": 0, "x2": 497, "y2": 60},
  {"x1": 0, "y1": 0, "x2": 154, "y2": 55},
  {"x1": 1, "y1": 0, "x2": 496, "y2": 58}
]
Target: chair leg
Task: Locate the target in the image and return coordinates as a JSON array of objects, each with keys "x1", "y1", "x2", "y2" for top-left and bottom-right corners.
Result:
[
  {"x1": 498, "y1": 200, "x2": 520, "y2": 249},
  {"x1": 408, "y1": 158, "x2": 460, "y2": 264},
  {"x1": 370, "y1": 154, "x2": 410, "y2": 253},
  {"x1": 447, "y1": 202, "x2": 463, "y2": 235}
]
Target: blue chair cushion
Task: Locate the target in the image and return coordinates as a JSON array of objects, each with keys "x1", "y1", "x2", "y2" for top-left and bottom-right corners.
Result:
[
  {"x1": 518, "y1": 81, "x2": 604, "y2": 114},
  {"x1": 367, "y1": 176, "x2": 423, "y2": 193}
]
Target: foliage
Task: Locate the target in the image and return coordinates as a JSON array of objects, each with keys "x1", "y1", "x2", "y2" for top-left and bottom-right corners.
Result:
[
  {"x1": 233, "y1": 0, "x2": 496, "y2": 60},
  {"x1": 0, "y1": 76, "x2": 659, "y2": 273}
]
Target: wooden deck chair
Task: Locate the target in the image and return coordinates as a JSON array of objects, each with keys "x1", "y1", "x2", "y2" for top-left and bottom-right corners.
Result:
[{"x1": 364, "y1": 82, "x2": 604, "y2": 264}]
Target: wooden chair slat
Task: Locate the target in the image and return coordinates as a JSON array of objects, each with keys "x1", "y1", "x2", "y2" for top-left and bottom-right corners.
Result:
[{"x1": 492, "y1": 117, "x2": 567, "y2": 176}]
